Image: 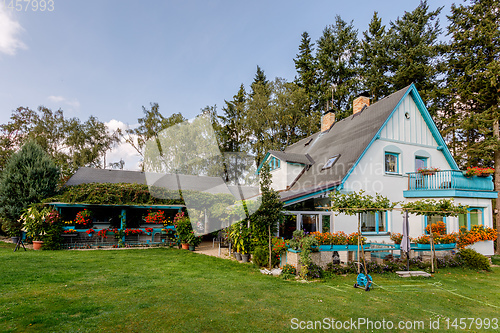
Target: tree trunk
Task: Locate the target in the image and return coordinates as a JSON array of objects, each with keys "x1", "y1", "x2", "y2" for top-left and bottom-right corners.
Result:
[
  {"x1": 268, "y1": 225, "x2": 272, "y2": 269},
  {"x1": 495, "y1": 119, "x2": 500, "y2": 255}
]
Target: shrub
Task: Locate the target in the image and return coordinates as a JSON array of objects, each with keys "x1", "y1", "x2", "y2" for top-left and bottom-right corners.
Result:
[
  {"x1": 280, "y1": 264, "x2": 296, "y2": 279},
  {"x1": 456, "y1": 249, "x2": 491, "y2": 271},
  {"x1": 0, "y1": 141, "x2": 59, "y2": 237},
  {"x1": 281, "y1": 264, "x2": 296, "y2": 275},
  {"x1": 252, "y1": 246, "x2": 269, "y2": 267},
  {"x1": 300, "y1": 263, "x2": 323, "y2": 280}
]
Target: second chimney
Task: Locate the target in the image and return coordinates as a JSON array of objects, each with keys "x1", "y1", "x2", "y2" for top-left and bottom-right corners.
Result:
[
  {"x1": 321, "y1": 110, "x2": 335, "y2": 132},
  {"x1": 353, "y1": 95, "x2": 370, "y2": 115}
]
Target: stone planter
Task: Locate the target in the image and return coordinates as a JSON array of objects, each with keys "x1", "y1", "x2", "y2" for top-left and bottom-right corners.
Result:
[{"x1": 466, "y1": 240, "x2": 494, "y2": 256}]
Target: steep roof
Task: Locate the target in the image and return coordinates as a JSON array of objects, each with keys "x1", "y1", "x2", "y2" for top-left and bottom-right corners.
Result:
[
  {"x1": 268, "y1": 150, "x2": 314, "y2": 165},
  {"x1": 279, "y1": 85, "x2": 412, "y2": 203}
]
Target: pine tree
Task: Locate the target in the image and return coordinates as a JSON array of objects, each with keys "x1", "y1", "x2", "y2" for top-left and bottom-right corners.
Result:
[
  {"x1": 294, "y1": 31, "x2": 317, "y2": 110},
  {"x1": 360, "y1": 12, "x2": 390, "y2": 102},
  {"x1": 0, "y1": 141, "x2": 59, "y2": 236},
  {"x1": 247, "y1": 66, "x2": 274, "y2": 166},
  {"x1": 386, "y1": 0, "x2": 444, "y2": 113},
  {"x1": 446, "y1": 0, "x2": 500, "y2": 167},
  {"x1": 220, "y1": 84, "x2": 248, "y2": 153},
  {"x1": 446, "y1": 0, "x2": 500, "y2": 253},
  {"x1": 316, "y1": 15, "x2": 360, "y2": 120}
]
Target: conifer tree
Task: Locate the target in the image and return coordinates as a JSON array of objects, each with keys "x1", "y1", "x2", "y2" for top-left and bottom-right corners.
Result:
[
  {"x1": 316, "y1": 15, "x2": 360, "y2": 120},
  {"x1": 446, "y1": 0, "x2": 500, "y2": 253},
  {"x1": 386, "y1": 0, "x2": 444, "y2": 115},
  {"x1": 0, "y1": 141, "x2": 59, "y2": 236},
  {"x1": 360, "y1": 12, "x2": 390, "y2": 102},
  {"x1": 294, "y1": 31, "x2": 317, "y2": 110}
]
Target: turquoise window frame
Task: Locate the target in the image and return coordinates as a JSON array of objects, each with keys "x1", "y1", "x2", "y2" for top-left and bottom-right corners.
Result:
[
  {"x1": 268, "y1": 157, "x2": 281, "y2": 171},
  {"x1": 459, "y1": 207, "x2": 484, "y2": 230},
  {"x1": 424, "y1": 215, "x2": 447, "y2": 234},
  {"x1": 361, "y1": 211, "x2": 387, "y2": 235},
  {"x1": 385, "y1": 152, "x2": 399, "y2": 174},
  {"x1": 415, "y1": 156, "x2": 428, "y2": 171}
]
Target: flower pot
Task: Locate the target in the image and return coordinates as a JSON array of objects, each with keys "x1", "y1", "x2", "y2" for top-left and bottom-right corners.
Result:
[
  {"x1": 33, "y1": 240, "x2": 43, "y2": 250},
  {"x1": 235, "y1": 252, "x2": 242, "y2": 261},
  {"x1": 241, "y1": 253, "x2": 250, "y2": 262},
  {"x1": 189, "y1": 245, "x2": 195, "y2": 251},
  {"x1": 181, "y1": 243, "x2": 189, "y2": 250},
  {"x1": 477, "y1": 173, "x2": 491, "y2": 177},
  {"x1": 11, "y1": 236, "x2": 20, "y2": 244}
]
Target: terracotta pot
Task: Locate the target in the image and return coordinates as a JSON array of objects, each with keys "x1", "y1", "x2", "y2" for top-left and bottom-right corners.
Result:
[
  {"x1": 181, "y1": 243, "x2": 189, "y2": 250},
  {"x1": 33, "y1": 240, "x2": 44, "y2": 250}
]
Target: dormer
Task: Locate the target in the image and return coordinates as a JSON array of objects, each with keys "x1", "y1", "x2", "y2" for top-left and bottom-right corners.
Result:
[{"x1": 257, "y1": 151, "x2": 314, "y2": 191}]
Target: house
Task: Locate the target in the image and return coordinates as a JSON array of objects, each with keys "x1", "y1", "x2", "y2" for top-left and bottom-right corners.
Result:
[{"x1": 258, "y1": 84, "x2": 497, "y2": 242}]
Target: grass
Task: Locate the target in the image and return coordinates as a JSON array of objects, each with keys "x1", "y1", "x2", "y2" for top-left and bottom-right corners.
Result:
[{"x1": 0, "y1": 242, "x2": 499, "y2": 332}]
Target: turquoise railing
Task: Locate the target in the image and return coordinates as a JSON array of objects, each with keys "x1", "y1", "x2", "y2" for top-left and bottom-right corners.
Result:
[{"x1": 407, "y1": 170, "x2": 494, "y2": 191}]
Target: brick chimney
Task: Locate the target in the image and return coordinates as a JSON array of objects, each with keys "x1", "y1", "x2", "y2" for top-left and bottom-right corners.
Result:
[
  {"x1": 353, "y1": 95, "x2": 370, "y2": 115},
  {"x1": 321, "y1": 110, "x2": 335, "y2": 132}
]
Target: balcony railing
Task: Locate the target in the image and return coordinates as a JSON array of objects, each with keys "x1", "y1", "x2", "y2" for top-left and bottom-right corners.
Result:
[{"x1": 407, "y1": 170, "x2": 494, "y2": 192}]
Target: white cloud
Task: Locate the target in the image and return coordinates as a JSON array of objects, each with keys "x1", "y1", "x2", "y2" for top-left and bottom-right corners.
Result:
[
  {"x1": 105, "y1": 119, "x2": 142, "y2": 171},
  {"x1": 0, "y1": 5, "x2": 27, "y2": 55},
  {"x1": 47, "y1": 95, "x2": 81, "y2": 108},
  {"x1": 106, "y1": 119, "x2": 129, "y2": 132}
]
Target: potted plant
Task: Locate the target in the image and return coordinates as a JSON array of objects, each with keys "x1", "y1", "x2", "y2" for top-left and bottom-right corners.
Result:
[
  {"x1": 229, "y1": 223, "x2": 243, "y2": 260},
  {"x1": 186, "y1": 231, "x2": 202, "y2": 251},
  {"x1": 75, "y1": 209, "x2": 93, "y2": 228},
  {"x1": 20, "y1": 205, "x2": 51, "y2": 250},
  {"x1": 143, "y1": 210, "x2": 169, "y2": 227},
  {"x1": 417, "y1": 167, "x2": 440, "y2": 176},
  {"x1": 174, "y1": 212, "x2": 192, "y2": 249},
  {"x1": 465, "y1": 166, "x2": 494, "y2": 177}
]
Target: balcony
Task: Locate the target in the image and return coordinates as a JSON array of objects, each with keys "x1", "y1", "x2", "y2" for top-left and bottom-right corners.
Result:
[{"x1": 404, "y1": 170, "x2": 497, "y2": 199}]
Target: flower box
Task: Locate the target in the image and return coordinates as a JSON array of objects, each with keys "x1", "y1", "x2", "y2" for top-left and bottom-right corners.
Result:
[
  {"x1": 477, "y1": 173, "x2": 491, "y2": 178},
  {"x1": 416, "y1": 243, "x2": 456, "y2": 250},
  {"x1": 466, "y1": 240, "x2": 494, "y2": 256},
  {"x1": 141, "y1": 224, "x2": 163, "y2": 228},
  {"x1": 318, "y1": 245, "x2": 348, "y2": 251}
]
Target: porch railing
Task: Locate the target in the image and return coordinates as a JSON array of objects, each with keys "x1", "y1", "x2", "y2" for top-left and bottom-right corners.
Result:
[{"x1": 407, "y1": 170, "x2": 494, "y2": 192}]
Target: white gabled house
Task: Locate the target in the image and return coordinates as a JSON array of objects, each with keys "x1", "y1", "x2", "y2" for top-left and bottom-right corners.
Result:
[{"x1": 258, "y1": 84, "x2": 497, "y2": 241}]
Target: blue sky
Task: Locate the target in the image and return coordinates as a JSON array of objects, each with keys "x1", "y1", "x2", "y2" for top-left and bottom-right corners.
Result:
[{"x1": 0, "y1": 0, "x2": 457, "y2": 169}]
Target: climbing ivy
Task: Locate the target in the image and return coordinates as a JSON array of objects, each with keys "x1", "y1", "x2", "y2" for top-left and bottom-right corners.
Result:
[
  {"x1": 45, "y1": 183, "x2": 184, "y2": 205},
  {"x1": 329, "y1": 190, "x2": 397, "y2": 215},
  {"x1": 400, "y1": 198, "x2": 468, "y2": 217}
]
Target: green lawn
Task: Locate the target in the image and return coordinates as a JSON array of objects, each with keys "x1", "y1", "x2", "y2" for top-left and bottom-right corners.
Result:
[{"x1": 0, "y1": 242, "x2": 499, "y2": 333}]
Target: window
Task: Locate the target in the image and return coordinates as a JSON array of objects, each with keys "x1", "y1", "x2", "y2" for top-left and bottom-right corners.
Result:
[
  {"x1": 361, "y1": 211, "x2": 386, "y2": 234},
  {"x1": 458, "y1": 208, "x2": 484, "y2": 230},
  {"x1": 268, "y1": 157, "x2": 280, "y2": 171},
  {"x1": 301, "y1": 214, "x2": 318, "y2": 233},
  {"x1": 415, "y1": 156, "x2": 428, "y2": 171},
  {"x1": 385, "y1": 153, "x2": 399, "y2": 174},
  {"x1": 322, "y1": 154, "x2": 340, "y2": 170}
]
